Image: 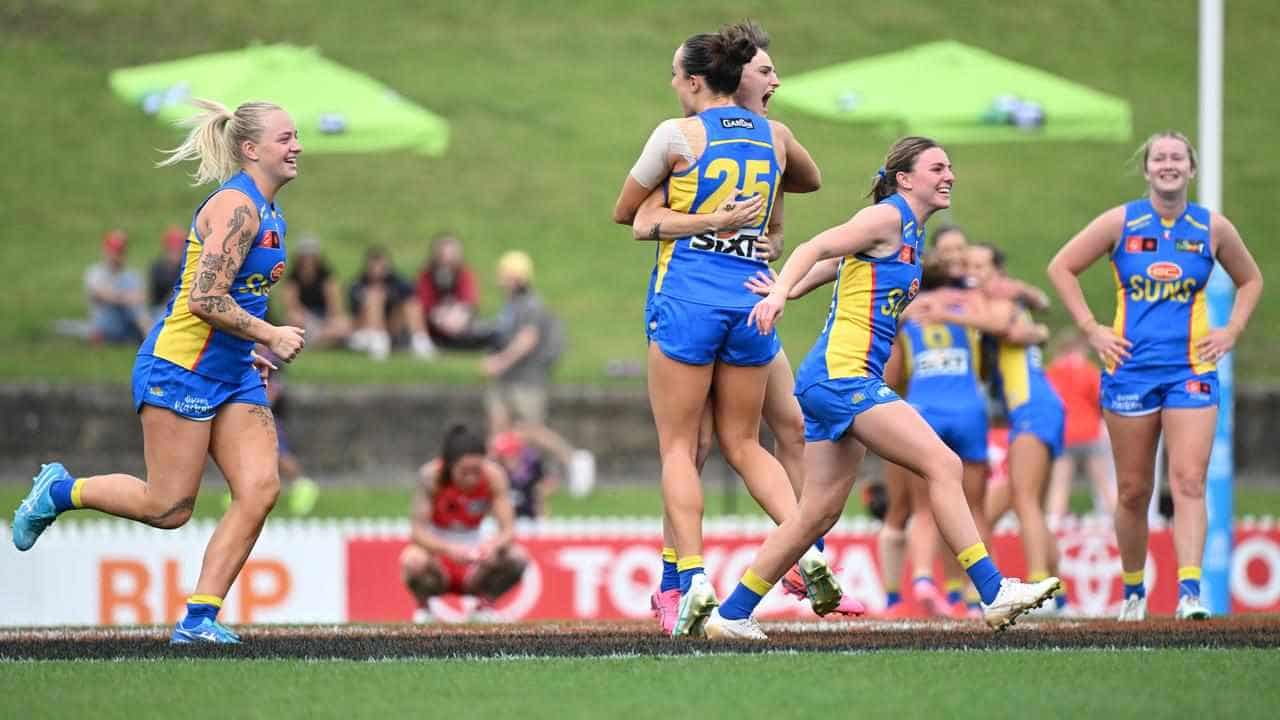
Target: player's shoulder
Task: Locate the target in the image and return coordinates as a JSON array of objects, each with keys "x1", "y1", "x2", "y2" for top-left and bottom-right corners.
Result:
[
  {"x1": 669, "y1": 115, "x2": 702, "y2": 135},
  {"x1": 1086, "y1": 204, "x2": 1127, "y2": 233},
  {"x1": 851, "y1": 200, "x2": 905, "y2": 232},
  {"x1": 649, "y1": 117, "x2": 681, "y2": 133},
  {"x1": 1207, "y1": 209, "x2": 1238, "y2": 235},
  {"x1": 199, "y1": 185, "x2": 261, "y2": 224},
  {"x1": 418, "y1": 458, "x2": 442, "y2": 483},
  {"x1": 482, "y1": 459, "x2": 509, "y2": 490}
]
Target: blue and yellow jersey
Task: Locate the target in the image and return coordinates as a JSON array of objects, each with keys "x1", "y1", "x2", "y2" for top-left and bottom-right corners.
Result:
[
  {"x1": 901, "y1": 319, "x2": 984, "y2": 412},
  {"x1": 138, "y1": 171, "x2": 288, "y2": 383},
  {"x1": 795, "y1": 193, "x2": 923, "y2": 391},
  {"x1": 989, "y1": 309, "x2": 1063, "y2": 414},
  {"x1": 1109, "y1": 198, "x2": 1215, "y2": 379},
  {"x1": 652, "y1": 106, "x2": 779, "y2": 309}
]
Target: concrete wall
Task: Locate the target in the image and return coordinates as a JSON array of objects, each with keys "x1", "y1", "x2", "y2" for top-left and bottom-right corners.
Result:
[
  {"x1": 3, "y1": 383, "x2": 1278, "y2": 484},
  {"x1": 0, "y1": 383, "x2": 655, "y2": 484}
]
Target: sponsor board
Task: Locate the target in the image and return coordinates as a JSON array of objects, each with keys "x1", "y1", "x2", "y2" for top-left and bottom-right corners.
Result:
[
  {"x1": 345, "y1": 525, "x2": 1280, "y2": 621},
  {"x1": 0, "y1": 521, "x2": 344, "y2": 626},
  {"x1": 4, "y1": 518, "x2": 1279, "y2": 625}
]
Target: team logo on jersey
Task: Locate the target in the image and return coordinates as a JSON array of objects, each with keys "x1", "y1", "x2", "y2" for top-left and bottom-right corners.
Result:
[
  {"x1": 907, "y1": 277, "x2": 920, "y2": 300},
  {"x1": 260, "y1": 230, "x2": 280, "y2": 249},
  {"x1": 1185, "y1": 380, "x2": 1212, "y2": 396},
  {"x1": 1176, "y1": 239, "x2": 1205, "y2": 254},
  {"x1": 898, "y1": 244, "x2": 916, "y2": 264},
  {"x1": 269, "y1": 261, "x2": 286, "y2": 283},
  {"x1": 1146, "y1": 261, "x2": 1183, "y2": 281},
  {"x1": 1125, "y1": 236, "x2": 1158, "y2": 253},
  {"x1": 720, "y1": 117, "x2": 755, "y2": 129}
]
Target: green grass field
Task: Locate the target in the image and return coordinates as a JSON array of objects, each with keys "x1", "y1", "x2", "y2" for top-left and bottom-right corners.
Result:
[
  {"x1": 3, "y1": 1, "x2": 1277, "y2": 384},
  {"x1": 3, "y1": 650, "x2": 1276, "y2": 719},
  {"x1": 3, "y1": 482, "x2": 1278, "y2": 521}
]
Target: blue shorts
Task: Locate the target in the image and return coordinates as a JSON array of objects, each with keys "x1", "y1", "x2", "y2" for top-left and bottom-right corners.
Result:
[
  {"x1": 797, "y1": 377, "x2": 900, "y2": 443},
  {"x1": 646, "y1": 294, "x2": 779, "y2": 367},
  {"x1": 1007, "y1": 401, "x2": 1065, "y2": 459},
  {"x1": 1101, "y1": 370, "x2": 1219, "y2": 415},
  {"x1": 915, "y1": 404, "x2": 989, "y2": 463},
  {"x1": 132, "y1": 354, "x2": 268, "y2": 421}
]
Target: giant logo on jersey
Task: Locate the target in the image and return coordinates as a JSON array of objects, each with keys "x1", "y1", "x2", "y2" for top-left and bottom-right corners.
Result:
[
  {"x1": 1127, "y1": 270, "x2": 1197, "y2": 303},
  {"x1": 915, "y1": 348, "x2": 969, "y2": 376},
  {"x1": 1146, "y1": 261, "x2": 1183, "y2": 281},
  {"x1": 690, "y1": 228, "x2": 763, "y2": 261}
]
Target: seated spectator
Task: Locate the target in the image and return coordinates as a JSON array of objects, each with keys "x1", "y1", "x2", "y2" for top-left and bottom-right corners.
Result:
[
  {"x1": 349, "y1": 246, "x2": 434, "y2": 360},
  {"x1": 148, "y1": 225, "x2": 186, "y2": 320},
  {"x1": 400, "y1": 424, "x2": 528, "y2": 623},
  {"x1": 280, "y1": 235, "x2": 352, "y2": 348},
  {"x1": 483, "y1": 251, "x2": 595, "y2": 496},
  {"x1": 85, "y1": 229, "x2": 151, "y2": 345},
  {"x1": 491, "y1": 430, "x2": 557, "y2": 520},
  {"x1": 416, "y1": 232, "x2": 485, "y2": 350}
]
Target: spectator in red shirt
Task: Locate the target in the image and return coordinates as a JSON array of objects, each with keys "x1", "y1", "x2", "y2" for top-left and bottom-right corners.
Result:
[
  {"x1": 416, "y1": 232, "x2": 484, "y2": 349},
  {"x1": 1045, "y1": 329, "x2": 1116, "y2": 519}
]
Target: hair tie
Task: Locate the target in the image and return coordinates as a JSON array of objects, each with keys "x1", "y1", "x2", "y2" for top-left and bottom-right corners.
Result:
[{"x1": 876, "y1": 167, "x2": 887, "y2": 180}]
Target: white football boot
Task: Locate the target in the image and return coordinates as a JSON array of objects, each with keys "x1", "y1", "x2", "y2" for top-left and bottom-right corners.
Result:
[
  {"x1": 1117, "y1": 594, "x2": 1148, "y2": 622},
  {"x1": 981, "y1": 576, "x2": 1062, "y2": 631},
  {"x1": 705, "y1": 608, "x2": 768, "y2": 641}
]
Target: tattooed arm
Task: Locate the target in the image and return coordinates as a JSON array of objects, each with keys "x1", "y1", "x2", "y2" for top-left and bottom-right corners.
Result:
[
  {"x1": 189, "y1": 192, "x2": 306, "y2": 361},
  {"x1": 630, "y1": 186, "x2": 765, "y2": 241}
]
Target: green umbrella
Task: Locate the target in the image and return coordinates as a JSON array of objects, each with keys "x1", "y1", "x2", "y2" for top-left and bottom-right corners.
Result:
[
  {"x1": 110, "y1": 43, "x2": 449, "y2": 156},
  {"x1": 772, "y1": 40, "x2": 1131, "y2": 144}
]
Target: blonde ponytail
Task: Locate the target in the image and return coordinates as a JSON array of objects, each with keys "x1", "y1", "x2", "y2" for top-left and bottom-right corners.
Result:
[{"x1": 157, "y1": 98, "x2": 284, "y2": 186}]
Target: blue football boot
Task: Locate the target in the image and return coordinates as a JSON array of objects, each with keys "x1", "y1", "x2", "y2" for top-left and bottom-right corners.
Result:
[
  {"x1": 170, "y1": 617, "x2": 243, "y2": 644},
  {"x1": 12, "y1": 463, "x2": 69, "y2": 551}
]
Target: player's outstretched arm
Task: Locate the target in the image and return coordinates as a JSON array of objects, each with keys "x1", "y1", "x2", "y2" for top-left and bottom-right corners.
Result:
[{"x1": 749, "y1": 204, "x2": 899, "y2": 333}]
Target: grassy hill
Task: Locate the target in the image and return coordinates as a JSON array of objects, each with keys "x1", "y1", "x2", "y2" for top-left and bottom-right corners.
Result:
[{"x1": 2, "y1": 0, "x2": 1275, "y2": 385}]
